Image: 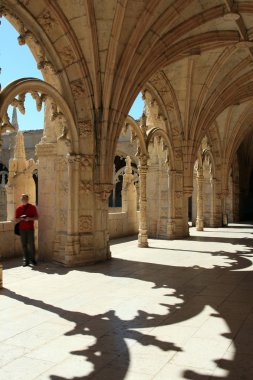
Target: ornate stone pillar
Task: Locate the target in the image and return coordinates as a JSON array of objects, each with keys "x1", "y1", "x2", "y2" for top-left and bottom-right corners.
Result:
[
  {"x1": 64, "y1": 154, "x2": 81, "y2": 264},
  {"x1": 222, "y1": 190, "x2": 229, "y2": 226},
  {"x1": 146, "y1": 161, "x2": 160, "y2": 237},
  {"x1": 196, "y1": 168, "x2": 204, "y2": 231},
  {"x1": 122, "y1": 156, "x2": 138, "y2": 234},
  {"x1": 210, "y1": 176, "x2": 216, "y2": 227},
  {"x1": 138, "y1": 155, "x2": 149, "y2": 247},
  {"x1": 36, "y1": 142, "x2": 57, "y2": 260},
  {"x1": 168, "y1": 169, "x2": 191, "y2": 239},
  {"x1": 94, "y1": 183, "x2": 113, "y2": 259},
  {"x1": 167, "y1": 168, "x2": 176, "y2": 237},
  {"x1": 183, "y1": 188, "x2": 191, "y2": 237}
]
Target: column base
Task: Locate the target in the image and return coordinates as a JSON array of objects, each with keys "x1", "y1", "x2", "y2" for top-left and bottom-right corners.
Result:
[
  {"x1": 138, "y1": 242, "x2": 149, "y2": 248},
  {"x1": 196, "y1": 219, "x2": 204, "y2": 231},
  {"x1": 138, "y1": 232, "x2": 149, "y2": 248}
]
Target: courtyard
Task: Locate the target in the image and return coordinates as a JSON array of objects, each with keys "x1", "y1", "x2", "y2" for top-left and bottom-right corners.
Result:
[{"x1": 0, "y1": 224, "x2": 253, "y2": 379}]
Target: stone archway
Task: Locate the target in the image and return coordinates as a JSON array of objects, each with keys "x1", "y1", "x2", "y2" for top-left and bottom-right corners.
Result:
[{"x1": 0, "y1": 78, "x2": 81, "y2": 264}]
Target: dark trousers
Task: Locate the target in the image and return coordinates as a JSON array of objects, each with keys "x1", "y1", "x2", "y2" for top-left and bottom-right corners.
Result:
[{"x1": 20, "y1": 229, "x2": 36, "y2": 263}]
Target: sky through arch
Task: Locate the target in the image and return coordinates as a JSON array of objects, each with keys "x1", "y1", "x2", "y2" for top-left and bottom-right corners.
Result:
[{"x1": 0, "y1": 17, "x2": 144, "y2": 131}]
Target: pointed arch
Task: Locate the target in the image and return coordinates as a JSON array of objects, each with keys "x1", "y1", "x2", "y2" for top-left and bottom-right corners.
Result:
[{"x1": 0, "y1": 78, "x2": 79, "y2": 152}]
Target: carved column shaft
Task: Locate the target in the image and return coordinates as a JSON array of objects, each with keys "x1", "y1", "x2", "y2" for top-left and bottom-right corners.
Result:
[
  {"x1": 65, "y1": 154, "x2": 80, "y2": 258},
  {"x1": 196, "y1": 169, "x2": 204, "y2": 231},
  {"x1": 210, "y1": 177, "x2": 216, "y2": 227},
  {"x1": 138, "y1": 156, "x2": 149, "y2": 248},
  {"x1": 167, "y1": 169, "x2": 176, "y2": 237},
  {"x1": 222, "y1": 190, "x2": 229, "y2": 226}
]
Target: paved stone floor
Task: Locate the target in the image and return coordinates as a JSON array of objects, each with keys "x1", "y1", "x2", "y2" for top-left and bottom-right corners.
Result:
[{"x1": 1, "y1": 224, "x2": 253, "y2": 379}]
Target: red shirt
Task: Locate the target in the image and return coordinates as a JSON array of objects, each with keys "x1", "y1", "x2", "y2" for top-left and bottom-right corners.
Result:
[{"x1": 15, "y1": 203, "x2": 38, "y2": 230}]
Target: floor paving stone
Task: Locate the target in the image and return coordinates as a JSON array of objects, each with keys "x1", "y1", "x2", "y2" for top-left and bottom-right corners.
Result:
[{"x1": 1, "y1": 224, "x2": 253, "y2": 379}]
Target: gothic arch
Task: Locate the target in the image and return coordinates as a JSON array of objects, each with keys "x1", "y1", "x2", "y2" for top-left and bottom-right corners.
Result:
[
  {"x1": 124, "y1": 116, "x2": 147, "y2": 157},
  {"x1": 146, "y1": 127, "x2": 175, "y2": 170},
  {"x1": 1, "y1": 1, "x2": 94, "y2": 120},
  {"x1": 0, "y1": 78, "x2": 79, "y2": 152},
  {"x1": 143, "y1": 83, "x2": 184, "y2": 141},
  {"x1": 224, "y1": 107, "x2": 253, "y2": 188}
]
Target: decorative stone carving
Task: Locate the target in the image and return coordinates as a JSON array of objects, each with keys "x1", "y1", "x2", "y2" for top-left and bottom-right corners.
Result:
[
  {"x1": 57, "y1": 124, "x2": 71, "y2": 147},
  {"x1": 59, "y1": 210, "x2": 67, "y2": 225},
  {"x1": 70, "y1": 80, "x2": 86, "y2": 99},
  {"x1": 78, "y1": 120, "x2": 92, "y2": 137},
  {"x1": 30, "y1": 92, "x2": 47, "y2": 112},
  {"x1": 60, "y1": 181, "x2": 68, "y2": 195},
  {"x1": 50, "y1": 102, "x2": 62, "y2": 122},
  {"x1": 80, "y1": 155, "x2": 93, "y2": 168},
  {"x1": 18, "y1": 29, "x2": 33, "y2": 45},
  {"x1": 175, "y1": 207, "x2": 182, "y2": 217},
  {"x1": 94, "y1": 183, "x2": 113, "y2": 201},
  {"x1": 196, "y1": 169, "x2": 204, "y2": 231},
  {"x1": 16, "y1": 23, "x2": 56, "y2": 74},
  {"x1": 1, "y1": 112, "x2": 16, "y2": 133},
  {"x1": 123, "y1": 156, "x2": 134, "y2": 186},
  {"x1": 66, "y1": 154, "x2": 81, "y2": 164},
  {"x1": 80, "y1": 181, "x2": 92, "y2": 193},
  {"x1": 79, "y1": 215, "x2": 92, "y2": 233},
  {"x1": 175, "y1": 191, "x2": 183, "y2": 198},
  {"x1": 137, "y1": 154, "x2": 149, "y2": 247},
  {"x1": 140, "y1": 112, "x2": 148, "y2": 136},
  {"x1": 59, "y1": 47, "x2": 76, "y2": 66},
  {"x1": 35, "y1": 142, "x2": 57, "y2": 157},
  {"x1": 11, "y1": 94, "x2": 26, "y2": 114},
  {"x1": 37, "y1": 59, "x2": 56, "y2": 73},
  {"x1": 37, "y1": 10, "x2": 56, "y2": 33}
]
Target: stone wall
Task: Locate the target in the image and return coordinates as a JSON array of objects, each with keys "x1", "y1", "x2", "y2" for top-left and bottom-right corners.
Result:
[
  {"x1": 0, "y1": 221, "x2": 23, "y2": 259},
  {"x1": 109, "y1": 210, "x2": 139, "y2": 239},
  {"x1": 0, "y1": 188, "x2": 7, "y2": 221},
  {"x1": 0, "y1": 222, "x2": 38, "y2": 260}
]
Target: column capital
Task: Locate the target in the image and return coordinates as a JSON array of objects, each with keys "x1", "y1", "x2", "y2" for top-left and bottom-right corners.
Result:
[
  {"x1": 137, "y1": 153, "x2": 149, "y2": 167},
  {"x1": 183, "y1": 186, "x2": 193, "y2": 197},
  {"x1": 94, "y1": 183, "x2": 113, "y2": 201},
  {"x1": 35, "y1": 142, "x2": 57, "y2": 157}
]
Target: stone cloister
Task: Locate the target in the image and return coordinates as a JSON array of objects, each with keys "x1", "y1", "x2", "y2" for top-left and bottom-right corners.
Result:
[{"x1": 1, "y1": 0, "x2": 253, "y2": 284}]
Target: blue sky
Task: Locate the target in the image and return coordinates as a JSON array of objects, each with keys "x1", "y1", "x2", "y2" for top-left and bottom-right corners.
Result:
[{"x1": 0, "y1": 17, "x2": 144, "y2": 131}]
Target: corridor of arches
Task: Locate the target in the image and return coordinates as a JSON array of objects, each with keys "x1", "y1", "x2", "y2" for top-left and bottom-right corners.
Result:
[
  {"x1": 1, "y1": 1, "x2": 253, "y2": 265},
  {"x1": 1, "y1": 1, "x2": 253, "y2": 379}
]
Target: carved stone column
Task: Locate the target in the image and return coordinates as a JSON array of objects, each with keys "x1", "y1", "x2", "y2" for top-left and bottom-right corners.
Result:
[
  {"x1": 138, "y1": 155, "x2": 149, "y2": 247},
  {"x1": 64, "y1": 154, "x2": 81, "y2": 264},
  {"x1": 210, "y1": 176, "x2": 216, "y2": 227},
  {"x1": 122, "y1": 156, "x2": 138, "y2": 235},
  {"x1": 167, "y1": 168, "x2": 176, "y2": 238},
  {"x1": 36, "y1": 142, "x2": 57, "y2": 260},
  {"x1": 94, "y1": 183, "x2": 113, "y2": 259},
  {"x1": 196, "y1": 168, "x2": 204, "y2": 231},
  {"x1": 183, "y1": 188, "x2": 191, "y2": 237},
  {"x1": 222, "y1": 189, "x2": 229, "y2": 226}
]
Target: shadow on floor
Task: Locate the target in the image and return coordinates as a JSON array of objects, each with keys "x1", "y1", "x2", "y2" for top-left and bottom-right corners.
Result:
[{"x1": 1, "y1": 230, "x2": 253, "y2": 379}]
